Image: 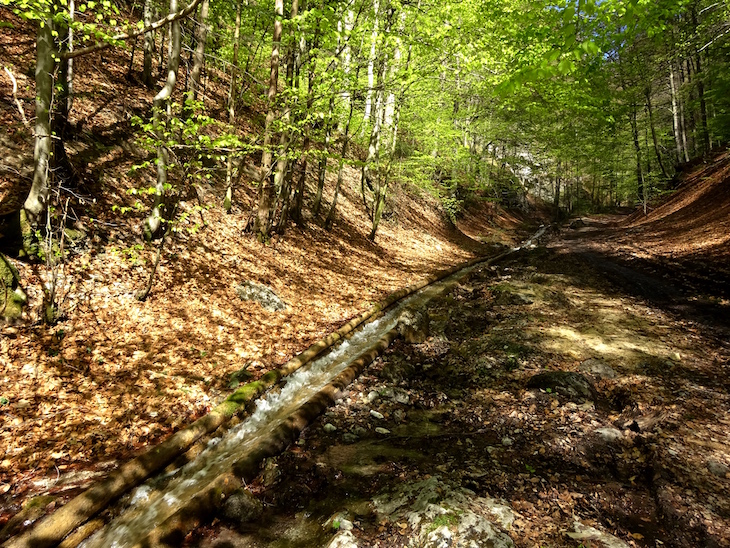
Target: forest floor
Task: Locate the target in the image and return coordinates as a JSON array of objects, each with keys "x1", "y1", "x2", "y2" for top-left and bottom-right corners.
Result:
[
  {"x1": 0, "y1": 30, "x2": 535, "y2": 534},
  {"x1": 192, "y1": 213, "x2": 730, "y2": 548},
  {"x1": 0, "y1": 9, "x2": 533, "y2": 527},
  {"x1": 187, "y1": 154, "x2": 730, "y2": 548}
]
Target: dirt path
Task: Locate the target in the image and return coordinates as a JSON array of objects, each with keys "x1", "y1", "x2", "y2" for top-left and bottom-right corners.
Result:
[{"x1": 182, "y1": 219, "x2": 728, "y2": 547}]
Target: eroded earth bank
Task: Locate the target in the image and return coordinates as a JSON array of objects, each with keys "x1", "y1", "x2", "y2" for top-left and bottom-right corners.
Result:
[{"x1": 192, "y1": 219, "x2": 730, "y2": 548}]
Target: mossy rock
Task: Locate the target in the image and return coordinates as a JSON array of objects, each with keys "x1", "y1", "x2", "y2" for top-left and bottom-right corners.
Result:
[
  {"x1": 18, "y1": 209, "x2": 41, "y2": 260},
  {"x1": 0, "y1": 252, "x2": 26, "y2": 321}
]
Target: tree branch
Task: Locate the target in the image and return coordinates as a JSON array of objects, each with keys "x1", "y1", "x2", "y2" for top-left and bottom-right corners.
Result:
[
  {"x1": 4, "y1": 67, "x2": 30, "y2": 128},
  {"x1": 61, "y1": 0, "x2": 204, "y2": 60}
]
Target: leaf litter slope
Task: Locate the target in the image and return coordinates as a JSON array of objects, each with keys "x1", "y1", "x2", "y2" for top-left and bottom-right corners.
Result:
[
  {"x1": 0, "y1": 12, "x2": 526, "y2": 522},
  {"x1": 606, "y1": 149, "x2": 730, "y2": 301}
]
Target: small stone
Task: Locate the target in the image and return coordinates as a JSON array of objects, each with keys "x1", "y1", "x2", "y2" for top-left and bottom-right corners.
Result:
[
  {"x1": 595, "y1": 427, "x2": 623, "y2": 443},
  {"x1": 567, "y1": 521, "x2": 630, "y2": 548},
  {"x1": 323, "y1": 423, "x2": 337, "y2": 433},
  {"x1": 235, "y1": 280, "x2": 287, "y2": 312},
  {"x1": 526, "y1": 371, "x2": 597, "y2": 402},
  {"x1": 397, "y1": 309, "x2": 430, "y2": 343},
  {"x1": 327, "y1": 530, "x2": 359, "y2": 548},
  {"x1": 222, "y1": 489, "x2": 263, "y2": 527},
  {"x1": 708, "y1": 460, "x2": 729, "y2": 478},
  {"x1": 342, "y1": 433, "x2": 359, "y2": 444},
  {"x1": 370, "y1": 410, "x2": 385, "y2": 420},
  {"x1": 393, "y1": 390, "x2": 410, "y2": 405},
  {"x1": 375, "y1": 427, "x2": 391, "y2": 435},
  {"x1": 670, "y1": 352, "x2": 682, "y2": 362},
  {"x1": 366, "y1": 391, "x2": 380, "y2": 403},
  {"x1": 579, "y1": 358, "x2": 617, "y2": 380},
  {"x1": 501, "y1": 436, "x2": 513, "y2": 446}
]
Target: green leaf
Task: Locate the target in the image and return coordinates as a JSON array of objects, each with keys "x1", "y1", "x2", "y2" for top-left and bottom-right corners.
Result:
[{"x1": 557, "y1": 59, "x2": 574, "y2": 74}]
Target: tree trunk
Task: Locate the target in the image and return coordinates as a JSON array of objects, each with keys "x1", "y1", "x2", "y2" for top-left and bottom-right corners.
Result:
[
  {"x1": 325, "y1": 78, "x2": 358, "y2": 230},
  {"x1": 695, "y1": 52, "x2": 710, "y2": 156},
  {"x1": 144, "y1": 0, "x2": 182, "y2": 240},
  {"x1": 255, "y1": 0, "x2": 284, "y2": 241},
  {"x1": 369, "y1": 13, "x2": 408, "y2": 242},
  {"x1": 669, "y1": 62, "x2": 683, "y2": 164},
  {"x1": 676, "y1": 60, "x2": 690, "y2": 163},
  {"x1": 23, "y1": 14, "x2": 55, "y2": 226},
  {"x1": 67, "y1": 0, "x2": 74, "y2": 112},
  {"x1": 361, "y1": 23, "x2": 388, "y2": 224},
  {"x1": 645, "y1": 87, "x2": 669, "y2": 180},
  {"x1": 363, "y1": 0, "x2": 380, "y2": 126},
  {"x1": 185, "y1": 0, "x2": 210, "y2": 115},
  {"x1": 158, "y1": 24, "x2": 167, "y2": 78},
  {"x1": 630, "y1": 107, "x2": 645, "y2": 211},
  {"x1": 312, "y1": 94, "x2": 335, "y2": 217},
  {"x1": 272, "y1": 0, "x2": 300, "y2": 232},
  {"x1": 553, "y1": 160, "x2": 561, "y2": 220},
  {"x1": 291, "y1": 15, "x2": 319, "y2": 225},
  {"x1": 143, "y1": 0, "x2": 155, "y2": 87},
  {"x1": 224, "y1": 0, "x2": 243, "y2": 213}
]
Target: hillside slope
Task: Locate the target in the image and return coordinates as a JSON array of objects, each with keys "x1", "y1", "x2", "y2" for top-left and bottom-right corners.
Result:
[{"x1": 608, "y1": 149, "x2": 730, "y2": 299}]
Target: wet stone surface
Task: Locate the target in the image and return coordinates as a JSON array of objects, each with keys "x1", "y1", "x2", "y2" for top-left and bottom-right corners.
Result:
[{"x1": 193, "y1": 240, "x2": 730, "y2": 547}]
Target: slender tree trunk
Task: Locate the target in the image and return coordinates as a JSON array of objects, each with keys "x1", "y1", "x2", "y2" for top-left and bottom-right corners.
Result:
[
  {"x1": 128, "y1": 35, "x2": 138, "y2": 78},
  {"x1": 52, "y1": 2, "x2": 75, "y2": 186},
  {"x1": 158, "y1": 24, "x2": 167, "y2": 78},
  {"x1": 645, "y1": 87, "x2": 669, "y2": 180},
  {"x1": 312, "y1": 94, "x2": 335, "y2": 217},
  {"x1": 143, "y1": 0, "x2": 155, "y2": 87},
  {"x1": 553, "y1": 160, "x2": 561, "y2": 220},
  {"x1": 339, "y1": 9, "x2": 355, "y2": 123},
  {"x1": 185, "y1": 0, "x2": 210, "y2": 114},
  {"x1": 361, "y1": 52, "x2": 386, "y2": 222},
  {"x1": 144, "y1": 0, "x2": 182, "y2": 240},
  {"x1": 272, "y1": 0, "x2": 300, "y2": 232},
  {"x1": 683, "y1": 59, "x2": 698, "y2": 157},
  {"x1": 363, "y1": 0, "x2": 380, "y2": 126},
  {"x1": 24, "y1": 14, "x2": 55, "y2": 225},
  {"x1": 669, "y1": 63, "x2": 683, "y2": 164},
  {"x1": 255, "y1": 0, "x2": 284, "y2": 241},
  {"x1": 291, "y1": 15, "x2": 319, "y2": 225},
  {"x1": 224, "y1": 0, "x2": 243, "y2": 212},
  {"x1": 67, "y1": 0, "x2": 74, "y2": 112},
  {"x1": 325, "y1": 105, "x2": 354, "y2": 230},
  {"x1": 676, "y1": 60, "x2": 690, "y2": 163},
  {"x1": 369, "y1": 14, "x2": 408, "y2": 242},
  {"x1": 695, "y1": 52, "x2": 710, "y2": 156},
  {"x1": 326, "y1": 59, "x2": 361, "y2": 229},
  {"x1": 630, "y1": 107, "x2": 645, "y2": 211}
]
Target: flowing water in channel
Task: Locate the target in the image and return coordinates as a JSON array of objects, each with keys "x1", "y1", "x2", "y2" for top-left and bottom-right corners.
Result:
[{"x1": 82, "y1": 267, "x2": 477, "y2": 548}]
